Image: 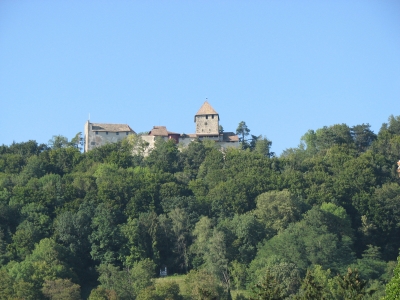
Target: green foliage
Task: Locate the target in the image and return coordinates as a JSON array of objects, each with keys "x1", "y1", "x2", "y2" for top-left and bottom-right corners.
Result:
[
  {"x1": 136, "y1": 281, "x2": 183, "y2": 300},
  {"x1": 89, "y1": 203, "x2": 124, "y2": 265},
  {"x1": 42, "y1": 278, "x2": 81, "y2": 300},
  {"x1": 254, "y1": 190, "x2": 302, "y2": 233},
  {"x1": 384, "y1": 255, "x2": 400, "y2": 300},
  {"x1": 184, "y1": 269, "x2": 228, "y2": 300},
  {"x1": 1, "y1": 116, "x2": 400, "y2": 297},
  {"x1": 97, "y1": 259, "x2": 156, "y2": 299},
  {"x1": 254, "y1": 136, "x2": 274, "y2": 157},
  {"x1": 236, "y1": 121, "x2": 251, "y2": 149},
  {"x1": 333, "y1": 268, "x2": 371, "y2": 300},
  {"x1": 296, "y1": 269, "x2": 325, "y2": 300},
  {"x1": 249, "y1": 269, "x2": 284, "y2": 300},
  {"x1": 7, "y1": 238, "x2": 77, "y2": 297},
  {"x1": 88, "y1": 286, "x2": 117, "y2": 300},
  {"x1": 250, "y1": 206, "x2": 355, "y2": 277},
  {"x1": 146, "y1": 138, "x2": 180, "y2": 173}
]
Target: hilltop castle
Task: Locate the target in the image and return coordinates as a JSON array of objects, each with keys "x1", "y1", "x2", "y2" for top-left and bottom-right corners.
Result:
[{"x1": 84, "y1": 101, "x2": 239, "y2": 153}]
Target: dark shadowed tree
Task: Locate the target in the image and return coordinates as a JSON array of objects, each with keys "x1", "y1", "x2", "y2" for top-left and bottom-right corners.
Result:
[{"x1": 236, "y1": 121, "x2": 250, "y2": 149}]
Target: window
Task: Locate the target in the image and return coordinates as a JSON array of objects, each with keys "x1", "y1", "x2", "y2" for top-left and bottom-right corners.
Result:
[
  {"x1": 126, "y1": 132, "x2": 129, "y2": 135},
  {"x1": 212, "y1": 115, "x2": 214, "y2": 119},
  {"x1": 116, "y1": 132, "x2": 119, "y2": 135},
  {"x1": 95, "y1": 131, "x2": 98, "y2": 135},
  {"x1": 106, "y1": 132, "x2": 108, "y2": 135},
  {"x1": 206, "y1": 115, "x2": 208, "y2": 119}
]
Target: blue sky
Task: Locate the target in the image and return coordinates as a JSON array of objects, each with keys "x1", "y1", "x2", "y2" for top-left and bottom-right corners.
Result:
[{"x1": 1, "y1": 1, "x2": 399, "y2": 155}]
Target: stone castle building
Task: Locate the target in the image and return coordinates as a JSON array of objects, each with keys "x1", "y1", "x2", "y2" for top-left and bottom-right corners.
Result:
[{"x1": 84, "y1": 101, "x2": 239, "y2": 153}]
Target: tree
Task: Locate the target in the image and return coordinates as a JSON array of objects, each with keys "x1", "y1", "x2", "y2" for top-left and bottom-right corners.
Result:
[
  {"x1": 254, "y1": 136, "x2": 274, "y2": 157},
  {"x1": 42, "y1": 278, "x2": 81, "y2": 300},
  {"x1": 204, "y1": 230, "x2": 230, "y2": 291},
  {"x1": 296, "y1": 269, "x2": 325, "y2": 300},
  {"x1": 334, "y1": 268, "x2": 371, "y2": 300},
  {"x1": 249, "y1": 269, "x2": 284, "y2": 300},
  {"x1": 350, "y1": 124, "x2": 376, "y2": 153},
  {"x1": 7, "y1": 238, "x2": 77, "y2": 293},
  {"x1": 254, "y1": 190, "x2": 302, "y2": 233},
  {"x1": 315, "y1": 124, "x2": 353, "y2": 150},
  {"x1": 126, "y1": 134, "x2": 149, "y2": 157},
  {"x1": 236, "y1": 121, "x2": 250, "y2": 149},
  {"x1": 48, "y1": 135, "x2": 70, "y2": 150},
  {"x1": 169, "y1": 208, "x2": 191, "y2": 273},
  {"x1": 155, "y1": 281, "x2": 183, "y2": 300},
  {"x1": 184, "y1": 269, "x2": 228, "y2": 300},
  {"x1": 229, "y1": 260, "x2": 247, "y2": 290},
  {"x1": 191, "y1": 216, "x2": 213, "y2": 268},
  {"x1": 96, "y1": 259, "x2": 155, "y2": 299},
  {"x1": 250, "y1": 207, "x2": 355, "y2": 275},
  {"x1": 145, "y1": 138, "x2": 180, "y2": 173},
  {"x1": 89, "y1": 203, "x2": 124, "y2": 265},
  {"x1": 96, "y1": 264, "x2": 132, "y2": 299},
  {"x1": 88, "y1": 286, "x2": 117, "y2": 300},
  {"x1": 384, "y1": 255, "x2": 400, "y2": 299}
]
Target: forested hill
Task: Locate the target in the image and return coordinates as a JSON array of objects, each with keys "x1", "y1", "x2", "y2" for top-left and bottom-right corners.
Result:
[{"x1": 1, "y1": 116, "x2": 400, "y2": 299}]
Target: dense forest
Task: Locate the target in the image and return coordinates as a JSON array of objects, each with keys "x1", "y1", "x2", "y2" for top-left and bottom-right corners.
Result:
[{"x1": 1, "y1": 116, "x2": 400, "y2": 299}]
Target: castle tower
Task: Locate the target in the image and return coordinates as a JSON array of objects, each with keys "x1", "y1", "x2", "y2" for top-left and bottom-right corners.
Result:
[{"x1": 195, "y1": 101, "x2": 219, "y2": 136}]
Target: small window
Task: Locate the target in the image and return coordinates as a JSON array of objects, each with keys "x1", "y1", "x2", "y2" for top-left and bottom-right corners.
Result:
[
  {"x1": 212, "y1": 115, "x2": 214, "y2": 119},
  {"x1": 106, "y1": 132, "x2": 108, "y2": 135},
  {"x1": 126, "y1": 132, "x2": 129, "y2": 135},
  {"x1": 116, "y1": 132, "x2": 119, "y2": 135},
  {"x1": 95, "y1": 131, "x2": 98, "y2": 135},
  {"x1": 206, "y1": 115, "x2": 208, "y2": 119}
]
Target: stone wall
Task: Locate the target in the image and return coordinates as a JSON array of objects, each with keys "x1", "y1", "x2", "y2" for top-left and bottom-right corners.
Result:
[
  {"x1": 84, "y1": 121, "x2": 133, "y2": 151},
  {"x1": 195, "y1": 115, "x2": 219, "y2": 135}
]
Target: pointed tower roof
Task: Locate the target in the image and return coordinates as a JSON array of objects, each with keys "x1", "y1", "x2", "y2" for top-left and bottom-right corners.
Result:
[{"x1": 195, "y1": 101, "x2": 218, "y2": 116}]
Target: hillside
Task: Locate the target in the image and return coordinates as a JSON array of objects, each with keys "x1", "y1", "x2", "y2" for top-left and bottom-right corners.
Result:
[{"x1": 0, "y1": 116, "x2": 400, "y2": 299}]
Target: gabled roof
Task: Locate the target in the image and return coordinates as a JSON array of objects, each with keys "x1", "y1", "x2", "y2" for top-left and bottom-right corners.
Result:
[
  {"x1": 148, "y1": 126, "x2": 179, "y2": 137},
  {"x1": 222, "y1": 132, "x2": 239, "y2": 142},
  {"x1": 195, "y1": 101, "x2": 218, "y2": 116},
  {"x1": 91, "y1": 123, "x2": 135, "y2": 133}
]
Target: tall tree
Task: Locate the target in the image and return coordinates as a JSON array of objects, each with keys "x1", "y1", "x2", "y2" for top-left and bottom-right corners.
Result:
[
  {"x1": 236, "y1": 121, "x2": 250, "y2": 149},
  {"x1": 350, "y1": 124, "x2": 376, "y2": 152},
  {"x1": 384, "y1": 255, "x2": 400, "y2": 299},
  {"x1": 297, "y1": 269, "x2": 325, "y2": 300}
]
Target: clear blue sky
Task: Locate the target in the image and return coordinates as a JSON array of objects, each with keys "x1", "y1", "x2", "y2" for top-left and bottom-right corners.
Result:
[{"x1": 1, "y1": 1, "x2": 399, "y2": 155}]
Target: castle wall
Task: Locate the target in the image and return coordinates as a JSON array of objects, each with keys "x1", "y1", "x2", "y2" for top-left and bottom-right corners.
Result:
[
  {"x1": 85, "y1": 122, "x2": 133, "y2": 151},
  {"x1": 138, "y1": 135, "x2": 239, "y2": 156},
  {"x1": 87, "y1": 131, "x2": 131, "y2": 151},
  {"x1": 195, "y1": 115, "x2": 219, "y2": 135},
  {"x1": 178, "y1": 137, "x2": 239, "y2": 150}
]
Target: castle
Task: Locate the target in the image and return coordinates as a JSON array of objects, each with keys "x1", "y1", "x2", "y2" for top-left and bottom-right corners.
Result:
[{"x1": 84, "y1": 101, "x2": 239, "y2": 153}]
